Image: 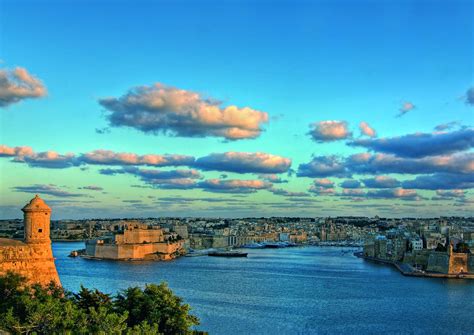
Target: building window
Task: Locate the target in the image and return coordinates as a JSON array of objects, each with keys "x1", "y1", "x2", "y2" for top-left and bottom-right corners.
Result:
[{"x1": 38, "y1": 229, "x2": 43, "y2": 233}]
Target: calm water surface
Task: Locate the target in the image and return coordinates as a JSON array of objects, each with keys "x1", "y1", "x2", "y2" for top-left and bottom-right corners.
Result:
[{"x1": 53, "y1": 242, "x2": 474, "y2": 335}]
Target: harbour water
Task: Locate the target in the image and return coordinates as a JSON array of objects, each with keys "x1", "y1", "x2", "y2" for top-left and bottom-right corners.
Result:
[{"x1": 54, "y1": 242, "x2": 474, "y2": 335}]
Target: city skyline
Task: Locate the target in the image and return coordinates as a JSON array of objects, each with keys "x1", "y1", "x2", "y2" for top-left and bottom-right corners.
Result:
[{"x1": 0, "y1": 0, "x2": 473, "y2": 219}]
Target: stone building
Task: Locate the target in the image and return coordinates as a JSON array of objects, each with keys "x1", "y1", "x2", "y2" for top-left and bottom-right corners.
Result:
[
  {"x1": 0, "y1": 195, "x2": 60, "y2": 286},
  {"x1": 84, "y1": 222, "x2": 185, "y2": 260},
  {"x1": 426, "y1": 244, "x2": 473, "y2": 274}
]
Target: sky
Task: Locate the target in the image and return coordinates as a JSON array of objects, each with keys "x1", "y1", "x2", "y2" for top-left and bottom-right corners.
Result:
[{"x1": 0, "y1": 0, "x2": 472, "y2": 219}]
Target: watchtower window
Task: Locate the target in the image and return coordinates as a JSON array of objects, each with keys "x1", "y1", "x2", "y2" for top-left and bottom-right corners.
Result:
[{"x1": 38, "y1": 229, "x2": 43, "y2": 233}]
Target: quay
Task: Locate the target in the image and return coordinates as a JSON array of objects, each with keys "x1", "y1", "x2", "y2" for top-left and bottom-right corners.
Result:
[{"x1": 355, "y1": 252, "x2": 474, "y2": 279}]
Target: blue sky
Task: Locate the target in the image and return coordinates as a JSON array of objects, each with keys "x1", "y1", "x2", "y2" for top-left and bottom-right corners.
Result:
[{"x1": 0, "y1": 0, "x2": 472, "y2": 219}]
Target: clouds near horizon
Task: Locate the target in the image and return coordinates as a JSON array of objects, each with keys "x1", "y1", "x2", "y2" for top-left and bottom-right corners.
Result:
[
  {"x1": 195, "y1": 152, "x2": 291, "y2": 174},
  {"x1": 349, "y1": 128, "x2": 473, "y2": 158}
]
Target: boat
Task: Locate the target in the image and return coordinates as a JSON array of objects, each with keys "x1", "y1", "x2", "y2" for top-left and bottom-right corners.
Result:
[
  {"x1": 68, "y1": 249, "x2": 85, "y2": 257},
  {"x1": 242, "y1": 243, "x2": 264, "y2": 249},
  {"x1": 208, "y1": 251, "x2": 248, "y2": 257},
  {"x1": 263, "y1": 242, "x2": 287, "y2": 248}
]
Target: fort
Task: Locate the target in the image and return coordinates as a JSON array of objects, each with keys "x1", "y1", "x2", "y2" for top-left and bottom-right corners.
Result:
[
  {"x1": 0, "y1": 195, "x2": 60, "y2": 286},
  {"x1": 84, "y1": 221, "x2": 185, "y2": 260}
]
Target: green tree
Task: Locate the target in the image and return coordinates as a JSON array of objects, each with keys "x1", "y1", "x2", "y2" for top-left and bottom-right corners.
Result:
[
  {"x1": 115, "y1": 283, "x2": 200, "y2": 334},
  {"x1": 0, "y1": 272, "x2": 203, "y2": 335}
]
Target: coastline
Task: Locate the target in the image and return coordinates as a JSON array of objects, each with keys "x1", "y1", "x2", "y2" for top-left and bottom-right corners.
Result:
[{"x1": 355, "y1": 252, "x2": 474, "y2": 279}]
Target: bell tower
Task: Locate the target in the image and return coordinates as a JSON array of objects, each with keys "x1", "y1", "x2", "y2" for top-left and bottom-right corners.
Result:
[{"x1": 22, "y1": 194, "x2": 52, "y2": 244}]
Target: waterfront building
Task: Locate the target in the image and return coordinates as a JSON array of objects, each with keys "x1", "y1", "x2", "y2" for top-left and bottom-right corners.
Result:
[{"x1": 84, "y1": 221, "x2": 185, "y2": 260}]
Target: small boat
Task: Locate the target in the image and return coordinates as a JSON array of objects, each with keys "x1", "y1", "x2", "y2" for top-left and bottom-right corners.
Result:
[
  {"x1": 263, "y1": 242, "x2": 287, "y2": 248},
  {"x1": 208, "y1": 251, "x2": 248, "y2": 257},
  {"x1": 242, "y1": 243, "x2": 264, "y2": 249}
]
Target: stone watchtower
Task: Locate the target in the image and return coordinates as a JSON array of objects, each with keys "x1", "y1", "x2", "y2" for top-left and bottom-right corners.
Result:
[
  {"x1": 23, "y1": 194, "x2": 52, "y2": 245},
  {"x1": 0, "y1": 195, "x2": 60, "y2": 286}
]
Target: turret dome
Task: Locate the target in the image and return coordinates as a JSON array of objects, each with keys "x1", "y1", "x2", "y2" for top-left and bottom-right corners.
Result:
[{"x1": 22, "y1": 195, "x2": 51, "y2": 212}]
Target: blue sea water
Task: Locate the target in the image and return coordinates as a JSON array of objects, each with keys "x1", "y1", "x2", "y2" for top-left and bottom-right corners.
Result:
[{"x1": 53, "y1": 242, "x2": 474, "y2": 335}]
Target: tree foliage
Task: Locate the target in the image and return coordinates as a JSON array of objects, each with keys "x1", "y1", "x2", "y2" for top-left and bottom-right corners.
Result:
[{"x1": 0, "y1": 272, "x2": 204, "y2": 335}]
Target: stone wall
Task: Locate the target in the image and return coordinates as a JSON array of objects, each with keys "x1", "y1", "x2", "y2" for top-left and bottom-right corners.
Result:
[
  {"x1": 468, "y1": 255, "x2": 474, "y2": 273},
  {"x1": 86, "y1": 240, "x2": 184, "y2": 260},
  {"x1": 449, "y1": 253, "x2": 468, "y2": 273},
  {"x1": 115, "y1": 229, "x2": 164, "y2": 244},
  {"x1": 426, "y1": 251, "x2": 470, "y2": 274},
  {"x1": 0, "y1": 243, "x2": 60, "y2": 286},
  {"x1": 426, "y1": 252, "x2": 450, "y2": 273}
]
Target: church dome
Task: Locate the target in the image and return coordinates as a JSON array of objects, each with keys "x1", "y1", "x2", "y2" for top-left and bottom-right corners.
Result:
[{"x1": 22, "y1": 194, "x2": 52, "y2": 212}]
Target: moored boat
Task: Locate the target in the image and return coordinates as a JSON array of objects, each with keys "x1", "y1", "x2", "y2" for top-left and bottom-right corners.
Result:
[{"x1": 208, "y1": 251, "x2": 248, "y2": 257}]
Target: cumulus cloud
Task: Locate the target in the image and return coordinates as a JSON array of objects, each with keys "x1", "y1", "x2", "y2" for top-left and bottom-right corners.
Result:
[
  {"x1": 347, "y1": 152, "x2": 473, "y2": 175},
  {"x1": 432, "y1": 189, "x2": 466, "y2": 200},
  {"x1": 298, "y1": 150, "x2": 473, "y2": 181},
  {"x1": 1, "y1": 145, "x2": 295, "y2": 178},
  {"x1": 99, "y1": 83, "x2": 268, "y2": 140},
  {"x1": 98, "y1": 168, "x2": 127, "y2": 175},
  {"x1": 198, "y1": 179, "x2": 272, "y2": 193},
  {"x1": 313, "y1": 178, "x2": 334, "y2": 188},
  {"x1": 79, "y1": 149, "x2": 195, "y2": 167},
  {"x1": 258, "y1": 174, "x2": 288, "y2": 183},
  {"x1": 401, "y1": 173, "x2": 474, "y2": 190},
  {"x1": 0, "y1": 145, "x2": 34, "y2": 157},
  {"x1": 124, "y1": 167, "x2": 202, "y2": 181},
  {"x1": 397, "y1": 101, "x2": 415, "y2": 117},
  {"x1": 147, "y1": 178, "x2": 198, "y2": 189},
  {"x1": 194, "y1": 152, "x2": 291, "y2": 174},
  {"x1": 297, "y1": 155, "x2": 349, "y2": 178},
  {"x1": 0, "y1": 67, "x2": 47, "y2": 107},
  {"x1": 363, "y1": 176, "x2": 401, "y2": 188},
  {"x1": 359, "y1": 122, "x2": 376, "y2": 137},
  {"x1": 99, "y1": 166, "x2": 201, "y2": 189},
  {"x1": 308, "y1": 121, "x2": 352, "y2": 142},
  {"x1": 465, "y1": 87, "x2": 474, "y2": 106},
  {"x1": 366, "y1": 188, "x2": 420, "y2": 200},
  {"x1": 435, "y1": 190, "x2": 466, "y2": 198},
  {"x1": 349, "y1": 128, "x2": 474, "y2": 158},
  {"x1": 339, "y1": 189, "x2": 366, "y2": 197},
  {"x1": 339, "y1": 179, "x2": 361, "y2": 189},
  {"x1": 19, "y1": 151, "x2": 77, "y2": 169},
  {"x1": 308, "y1": 185, "x2": 336, "y2": 196},
  {"x1": 0, "y1": 145, "x2": 77, "y2": 168},
  {"x1": 13, "y1": 184, "x2": 84, "y2": 197}
]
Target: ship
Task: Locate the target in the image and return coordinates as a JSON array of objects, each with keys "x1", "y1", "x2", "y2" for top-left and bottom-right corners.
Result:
[{"x1": 208, "y1": 251, "x2": 248, "y2": 257}]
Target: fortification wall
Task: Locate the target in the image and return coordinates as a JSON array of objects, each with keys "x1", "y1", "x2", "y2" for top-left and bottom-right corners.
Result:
[
  {"x1": 468, "y1": 256, "x2": 474, "y2": 274},
  {"x1": 0, "y1": 244, "x2": 60, "y2": 286},
  {"x1": 426, "y1": 252, "x2": 450, "y2": 273},
  {"x1": 89, "y1": 241, "x2": 184, "y2": 260},
  {"x1": 449, "y1": 253, "x2": 468, "y2": 274},
  {"x1": 87, "y1": 243, "x2": 119, "y2": 259}
]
